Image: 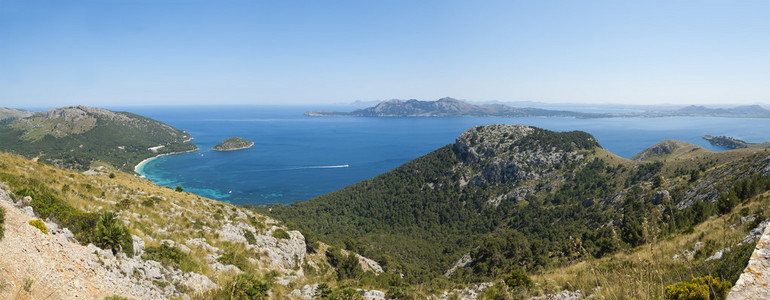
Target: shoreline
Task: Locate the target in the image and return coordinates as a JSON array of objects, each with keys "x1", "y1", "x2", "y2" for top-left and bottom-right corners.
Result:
[{"x1": 134, "y1": 147, "x2": 199, "y2": 177}]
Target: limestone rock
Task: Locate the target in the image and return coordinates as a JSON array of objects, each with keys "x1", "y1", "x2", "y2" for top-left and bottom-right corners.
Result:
[
  {"x1": 132, "y1": 235, "x2": 145, "y2": 257},
  {"x1": 727, "y1": 225, "x2": 770, "y2": 298}
]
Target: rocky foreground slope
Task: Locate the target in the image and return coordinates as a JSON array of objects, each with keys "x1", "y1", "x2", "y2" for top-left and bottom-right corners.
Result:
[{"x1": 0, "y1": 152, "x2": 324, "y2": 299}]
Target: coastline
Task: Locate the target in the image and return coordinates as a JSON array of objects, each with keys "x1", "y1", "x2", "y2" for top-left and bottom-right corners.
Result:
[{"x1": 134, "y1": 147, "x2": 198, "y2": 177}]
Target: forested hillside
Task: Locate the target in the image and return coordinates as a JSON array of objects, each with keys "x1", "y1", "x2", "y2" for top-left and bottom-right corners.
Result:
[
  {"x1": 0, "y1": 106, "x2": 196, "y2": 172},
  {"x1": 266, "y1": 124, "x2": 770, "y2": 285}
]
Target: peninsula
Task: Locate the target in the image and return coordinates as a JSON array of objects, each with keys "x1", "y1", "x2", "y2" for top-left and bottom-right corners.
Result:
[
  {"x1": 703, "y1": 135, "x2": 770, "y2": 149},
  {"x1": 213, "y1": 137, "x2": 254, "y2": 151}
]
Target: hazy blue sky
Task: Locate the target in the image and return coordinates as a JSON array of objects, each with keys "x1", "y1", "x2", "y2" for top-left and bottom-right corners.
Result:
[{"x1": 2, "y1": 0, "x2": 769, "y2": 107}]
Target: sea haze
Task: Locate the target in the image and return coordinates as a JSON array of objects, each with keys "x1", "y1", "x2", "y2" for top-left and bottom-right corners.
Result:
[{"x1": 121, "y1": 105, "x2": 770, "y2": 206}]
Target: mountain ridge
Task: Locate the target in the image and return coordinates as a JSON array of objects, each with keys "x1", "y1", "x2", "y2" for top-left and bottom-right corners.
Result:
[{"x1": 306, "y1": 97, "x2": 608, "y2": 118}]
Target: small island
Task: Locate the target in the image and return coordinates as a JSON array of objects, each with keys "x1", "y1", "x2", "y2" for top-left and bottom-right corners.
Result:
[{"x1": 213, "y1": 137, "x2": 254, "y2": 151}]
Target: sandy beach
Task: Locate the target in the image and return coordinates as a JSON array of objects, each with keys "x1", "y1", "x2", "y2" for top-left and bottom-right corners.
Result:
[{"x1": 134, "y1": 147, "x2": 198, "y2": 177}]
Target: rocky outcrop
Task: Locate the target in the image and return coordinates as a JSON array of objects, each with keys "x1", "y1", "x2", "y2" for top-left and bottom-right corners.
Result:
[
  {"x1": 445, "y1": 253, "x2": 473, "y2": 277},
  {"x1": 452, "y1": 125, "x2": 593, "y2": 205},
  {"x1": 727, "y1": 225, "x2": 770, "y2": 298},
  {"x1": 290, "y1": 284, "x2": 386, "y2": 300},
  {"x1": 678, "y1": 154, "x2": 770, "y2": 209},
  {"x1": 215, "y1": 221, "x2": 306, "y2": 270},
  {"x1": 707, "y1": 217, "x2": 770, "y2": 261},
  {"x1": 431, "y1": 282, "x2": 494, "y2": 299}
]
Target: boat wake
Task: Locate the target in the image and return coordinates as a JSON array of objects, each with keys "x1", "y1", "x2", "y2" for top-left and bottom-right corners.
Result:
[{"x1": 243, "y1": 165, "x2": 350, "y2": 172}]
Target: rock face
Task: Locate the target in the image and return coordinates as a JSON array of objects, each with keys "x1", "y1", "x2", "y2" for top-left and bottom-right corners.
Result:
[
  {"x1": 727, "y1": 225, "x2": 770, "y2": 299},
  {"x1": 452, "y1": 124, "x2": 595, "y2": 205},
  {"x1": 215, "y1": 221, "x2": 306, "y2": 270}
]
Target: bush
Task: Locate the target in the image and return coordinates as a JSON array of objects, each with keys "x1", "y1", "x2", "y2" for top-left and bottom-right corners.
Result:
[
  {"x1": 141, "y1": 196, "x2": 162, "y2": 207},
  {"x1": 143, "y1": 243, "x2": 198, "y2": 273},
  {"x1": 117, "y1": 198, "x2": 131, "y2": 210},
  {"x1": 272, "y1": 228, "x2": 290, "y2": 239},
  {"x1": 29, "y1": 219, "x2": 48, "y2": 234},
  {"x1": 244, "y1": 230, "x2": 256, "y2": 245},
  {"x1": 217, "y1": 250, "x2": 251, "y2": 271},
  {"x1": 225, "y1": 273, "x2": 270, "y2": 299},
  {"x1": 95, "y1": 211, "x2": 131, "y2": 254},
  {"x1": 175, "y1": 185, "x2": 183, "y2": 192},
  {"x1": 504, "y1": 268, "x2": 533, "y2": 290},
  {"x1": 665, "y1": 276, "x2": 731, "y2": 300}
]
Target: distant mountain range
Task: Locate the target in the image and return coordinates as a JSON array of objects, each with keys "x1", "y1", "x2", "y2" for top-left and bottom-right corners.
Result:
[
  {"x1": 308, "y1": 98, "x2": 770, "y2": 118},
  {"x1": 672, "y1": 105, "x2": 770, "y2": 118},
  {"x1": 306, "y1": 97, "x2": 607, "y2": 118}
]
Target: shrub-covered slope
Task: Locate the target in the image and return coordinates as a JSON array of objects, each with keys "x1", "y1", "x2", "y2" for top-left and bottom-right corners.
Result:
[
  {"x1": 267, "y1": 124, "x2": 770, "y2": 283},
  {"x1": 0, "y1": 152, "x2": 317, "y2": 299},
  {"x1": 0, "y1": 106, "x2": 197, "y2": 172}
]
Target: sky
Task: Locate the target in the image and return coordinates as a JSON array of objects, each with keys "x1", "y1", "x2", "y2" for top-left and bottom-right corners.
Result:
[{"x1": 1, "y1": 0, "x2": 769, "y2": 107}]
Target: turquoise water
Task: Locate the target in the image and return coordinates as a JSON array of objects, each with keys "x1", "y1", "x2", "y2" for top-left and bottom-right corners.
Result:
[{"x1": 121, "y1": 105, "x2": 770, "y2": 206}]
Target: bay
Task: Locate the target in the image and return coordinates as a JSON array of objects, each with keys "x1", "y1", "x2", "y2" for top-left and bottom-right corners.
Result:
[{"x1": 118, "y1": 105, "x2": 770, "y2": 206}]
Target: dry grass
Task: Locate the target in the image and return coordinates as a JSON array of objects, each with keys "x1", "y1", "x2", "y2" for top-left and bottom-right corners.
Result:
[
  {"x1": 0, "y1": 151, "x2": 323, "y2": 283},
  {"x1": 534, "y1": 191, "x2": 770, "y2": 299}
]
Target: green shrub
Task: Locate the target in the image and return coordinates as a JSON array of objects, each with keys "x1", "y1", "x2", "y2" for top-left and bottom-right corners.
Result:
[
  {"x1": 244, "y1": 230, "x2": 257, "y2": 245},
  {"x1": 28, "y1": 219, "x2": 48, "y2": 234},
  {"x1": 504, "y1": 268, "x2": 533, "y2": 290},
  {"x1": 143, "y1": 243, "x2": 198, "y2": 273},
  {"x1": 225, "y1": 273, "x2": 270, "y2": 299},
  {"x1": 272, "y1": 228, "x2": 290, "y2": 239},
  {"x1": 175, "y1": 185, "x2": 183, "y2": 192},
  {"x1": 0, "y1": 206, "x2": 5, "y2": 240},
  {"x1": 217, "y1": 250, "x2": 251, "y2": 271},
  {"x1": 141, "y1": 196, "x2": 162, "y2": 207},
  {"x1": 95, "y1": 211, "x2": 131, "y2": 254},
  {"x1": 665, "y1": 276, "x2": 731, "y2": 300},
  {"x1": 23, "y1": 278, "x2": 33, "y2": 293},
  {"x1": 117, "y1": 198, "x2": 131, "y2": 210}
]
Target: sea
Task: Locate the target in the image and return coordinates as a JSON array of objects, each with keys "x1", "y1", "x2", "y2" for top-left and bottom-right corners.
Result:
[{"x1": 117, "y1": 105, "x2": 770, "y2": 206}]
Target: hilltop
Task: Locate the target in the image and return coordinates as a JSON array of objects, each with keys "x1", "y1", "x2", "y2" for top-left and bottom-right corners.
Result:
[
  {"x1": 306, "y1": 97, "x2": 607, "y2": 118},
  {"x1": 0, "y1": 106, "x2": 197, "y2": 172}
]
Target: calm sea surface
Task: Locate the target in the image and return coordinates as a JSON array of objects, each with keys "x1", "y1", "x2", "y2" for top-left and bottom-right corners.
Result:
[{"x1": 117, "y1": 105, "x2": 770, "y2": 206}]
